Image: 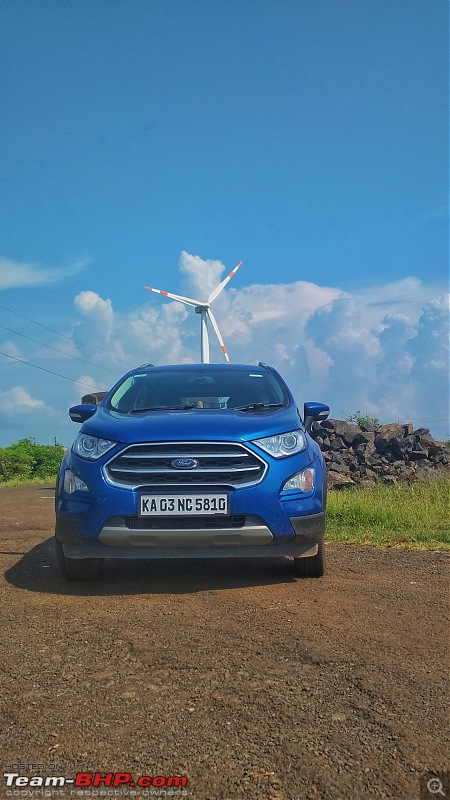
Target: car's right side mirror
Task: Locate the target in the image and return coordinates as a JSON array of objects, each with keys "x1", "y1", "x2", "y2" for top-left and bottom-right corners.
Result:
[{"x1": 303, "y1": 402, "x2": 330, "y2": 433}]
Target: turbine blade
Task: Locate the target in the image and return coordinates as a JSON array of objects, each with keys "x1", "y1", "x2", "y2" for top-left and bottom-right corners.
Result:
[
  {"x1": 208, "y1": 261, "x2": 243, "y2": 304},
  {"x1": 144, "y1": 286, "x2": 203, "y2": 307},
  {"x1": 207, "y1": 309, "x2": 230, "y2": 363}
]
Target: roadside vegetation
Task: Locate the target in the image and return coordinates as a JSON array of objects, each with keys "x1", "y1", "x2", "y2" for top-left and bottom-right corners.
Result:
[
  {"x1": 327, "y1": 477, "x2": 450, "y2": 550},
  {"x1": 344, "y1": 410, "x2": 380, "y2": 427},
  {"x1": 0, "y1": 438, "x2": 64, "y2": 486}
]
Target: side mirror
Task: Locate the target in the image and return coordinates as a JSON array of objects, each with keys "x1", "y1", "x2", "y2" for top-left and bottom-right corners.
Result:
[
  {"x1": 69, "y1": 404, "x2": 97, "y2": 423},
  {"x1": 303, "y1": 401, "x2": 330, "y2": 433}
]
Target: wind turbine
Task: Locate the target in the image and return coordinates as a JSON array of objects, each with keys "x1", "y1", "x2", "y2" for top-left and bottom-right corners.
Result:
[{"x1": 144, "y1": 261, "x2": 242, "y2": 363}]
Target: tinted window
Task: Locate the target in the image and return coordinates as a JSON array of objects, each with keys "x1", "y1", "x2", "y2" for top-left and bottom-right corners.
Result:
[{"x1": 108, "y1": 369, "x2": 287, "y2": 412}]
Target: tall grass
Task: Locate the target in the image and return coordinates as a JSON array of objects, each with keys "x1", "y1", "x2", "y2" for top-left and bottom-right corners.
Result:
[
  {"x1": 0, "y1": 474, "x2": 57, "y2": 488},
  {"x1": 327, "y1": 477, "x2": 450, "y2": 549}
]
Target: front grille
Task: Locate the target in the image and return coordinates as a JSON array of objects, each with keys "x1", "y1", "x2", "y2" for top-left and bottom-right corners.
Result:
[
  {"x1": 123, "y1": 514, "x2": 247, "y2": 530},
  {"x1": 105, "y1": 442, "x2": 266, "y2": 487}
]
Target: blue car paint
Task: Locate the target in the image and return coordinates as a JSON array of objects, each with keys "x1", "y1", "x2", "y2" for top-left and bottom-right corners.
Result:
[{"x1": 55, "y1": 363, "x2": 329, "y2": 560}]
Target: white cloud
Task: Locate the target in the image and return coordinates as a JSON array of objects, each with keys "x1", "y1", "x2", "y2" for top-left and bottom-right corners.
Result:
[
  {"x1": 2, "y1": 253, "x2": 448, "y2": 444},
  {"x1": 140, "y1": 255, "x2": 449, "y2": 436},
  {"x1": 0, "y1": 386, "x2": 45, "y2": 411},
  {"x1": 231, "y1": 280, "x2": 340, "y2": 326},
  {"x1": 178, "y1": 250, "x2": 225, "y2": 300},
  {"x1": 305, "y1": 290, "x2": 449, "y2": 433},
  {"x1": 73, "y1": 290, "x2": 114, "y2": 337},
  {"x1": 0, "y1": 340, "x2": 23, "y2": 360},
  {"x1": 0, "y1": 386, "x2": 70, "y2": 447},
  {"x1": 0, "y1": 257, "x2": 87, "y2": 290},
  {"x1": 74, "y1": 290, "x2": 113, "y2": 319}
]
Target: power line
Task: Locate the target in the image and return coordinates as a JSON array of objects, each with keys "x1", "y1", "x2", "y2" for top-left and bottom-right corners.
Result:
[
  {"x1": 0, "y1": 351, "x2": 102, "y2": 390},
  {"x1": 0, "y1": 323, "x2": 119, "y2": 375},
  {"x1": 0, "y1": 303, "x2": 134, "y2": 367}
]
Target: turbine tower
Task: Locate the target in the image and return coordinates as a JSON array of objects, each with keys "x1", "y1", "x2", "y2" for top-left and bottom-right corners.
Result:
[{"x1": 144, "y1": 261, "x2": 242, "y2": 363}]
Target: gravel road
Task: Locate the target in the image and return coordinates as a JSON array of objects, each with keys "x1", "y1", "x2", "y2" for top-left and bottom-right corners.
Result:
[{"x1": 0, "y1": 485, "x2": 448, "y2": 800}]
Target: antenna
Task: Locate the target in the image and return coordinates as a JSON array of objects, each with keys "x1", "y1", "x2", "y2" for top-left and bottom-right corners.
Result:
[{"x1": 144, "y1": 260, "x2": 242, "y2": 363}]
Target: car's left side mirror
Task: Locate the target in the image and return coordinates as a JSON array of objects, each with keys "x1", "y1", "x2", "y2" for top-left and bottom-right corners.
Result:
[
  {"x1": 303, "y1": 402, "x2": 330, "y2": 433},
  {"x1": 69, "y1": 404, "x2": 97, "y2": 423}
]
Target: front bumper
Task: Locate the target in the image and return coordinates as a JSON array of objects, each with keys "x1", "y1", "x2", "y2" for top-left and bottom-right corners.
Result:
[{"x1": 56, "y1": 511, "x2": 325, "y2": 559}]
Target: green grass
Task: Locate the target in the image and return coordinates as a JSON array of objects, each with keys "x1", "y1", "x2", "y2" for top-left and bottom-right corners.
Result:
[
  {"x1": 0, "y1": 474, "x2": 57, "y2": 489},
  {"x1": 327, "y1": 477, "x2": 450, "y2": 550}
]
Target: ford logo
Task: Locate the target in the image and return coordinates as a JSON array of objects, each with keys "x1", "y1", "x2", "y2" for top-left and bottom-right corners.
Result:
[{"x1": 171, "y1": 458, "x2": 199, "y2": 470}]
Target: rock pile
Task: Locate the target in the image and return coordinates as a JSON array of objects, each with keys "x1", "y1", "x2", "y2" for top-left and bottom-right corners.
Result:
[{"x1": 311, "y1": 419, "x2": 450, "y2": 489}]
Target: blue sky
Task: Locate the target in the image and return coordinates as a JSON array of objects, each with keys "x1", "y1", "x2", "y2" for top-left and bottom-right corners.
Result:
[{"x1": 0, "y1": 0, "x2": 448, "y2": 446}]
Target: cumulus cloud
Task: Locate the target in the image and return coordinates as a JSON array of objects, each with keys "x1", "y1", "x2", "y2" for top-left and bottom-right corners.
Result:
[
  {"x1": 305, "y1": 290, "x2": 449, "y2": 430},
  {"x1": 0, "y1": 386, "x2": 45, "y2": 411},
  {"x1": 0, "y1": 257, "x2": 87, "y2": 290},
  {"x1": 232, "y1": 280, "x2": 340, "y2": 326},
  {"x1": 74, "y1": 290, "x2": 113, "y2": 319},
  {"x1": 409, "y1": 294, "x2": 450, "y2": 372},
  {"x1": 12, "y1": 252, "x2": 444, "y2": 442},
  {"x1": 178, "y1": 251, "x2": 225, "y2": 300},
  {"x1": 0, "y1": 385, "x2": 69, "y2": 447}
]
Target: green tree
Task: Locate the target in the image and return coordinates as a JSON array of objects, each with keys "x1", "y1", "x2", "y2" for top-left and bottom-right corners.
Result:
[
  {"x1": 32, "y1": 444, "x2": 65, "y2": 477},
  {"x1": 0, "y1": 448, "x2": 33, "y2": 481},
  {"x1": 0, "y1": 439, "x2": 65, "y2": 482}
]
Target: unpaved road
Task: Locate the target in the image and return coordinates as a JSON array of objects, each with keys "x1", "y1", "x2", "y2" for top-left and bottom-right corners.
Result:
[{"x1": 0, "y1": 485, "x2": 448, "y2": 800}]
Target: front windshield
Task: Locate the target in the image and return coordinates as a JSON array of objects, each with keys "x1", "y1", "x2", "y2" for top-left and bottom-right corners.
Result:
[{"x1": 108, "y1": 368, "x2": 287, "y2": 413}]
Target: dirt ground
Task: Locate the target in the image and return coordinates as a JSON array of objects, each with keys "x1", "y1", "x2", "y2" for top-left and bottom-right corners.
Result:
[{"x1": 0, "y1": 484, "x2": 448, "y2": 800}]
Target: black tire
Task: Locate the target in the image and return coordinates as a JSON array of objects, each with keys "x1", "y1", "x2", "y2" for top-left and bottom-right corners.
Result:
[
  {"x1": 55, "y1": 537, "x2": 103, "y2": 580},
  {"x1": 293, "y1": 541, "x2": 325, "y2": 578}
]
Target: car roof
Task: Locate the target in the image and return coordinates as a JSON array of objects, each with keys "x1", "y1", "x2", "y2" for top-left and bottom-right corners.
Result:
[{"x1": 134, "y1": 362, "x2": 271, "y2": 373}]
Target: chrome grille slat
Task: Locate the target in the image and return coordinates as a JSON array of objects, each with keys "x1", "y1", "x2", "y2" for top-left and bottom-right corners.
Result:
[
  {"x1": 105, "y1": 441, "x2": 266, "y2": 488},
  {"x1": 109, "y1": 465, "x2": 260, "y2": 474},
  {"x1": 120, "y1": 451, "x2": 248, "y2": 460}
]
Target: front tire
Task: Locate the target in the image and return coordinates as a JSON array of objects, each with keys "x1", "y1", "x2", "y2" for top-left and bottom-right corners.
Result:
[
  {"x1": 293, "y1": 541, "x2": 325, "y2": 578},
  {"x1": 55, "y1": 537, "x2": 103, "y2": 580}
]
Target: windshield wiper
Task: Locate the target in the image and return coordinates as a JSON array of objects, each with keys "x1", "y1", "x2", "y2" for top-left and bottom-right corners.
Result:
[
  {"x1": 233, "y1": 403, "x2": 284, "y2": 412},
  {"x1": 129, "y1": 405, "x2": 196, "y2": 413}
]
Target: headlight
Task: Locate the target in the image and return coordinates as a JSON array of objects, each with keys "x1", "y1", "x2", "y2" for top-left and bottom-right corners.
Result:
[
  {"x1": 253, "y1": 430, "x2": 306, "y2": 458},
  {"x1": 283, "y1": 467, "x2": 315, "y2": 492},
  {"x1": 73, "y1": 433, "x2": 117, "y2": 460}
]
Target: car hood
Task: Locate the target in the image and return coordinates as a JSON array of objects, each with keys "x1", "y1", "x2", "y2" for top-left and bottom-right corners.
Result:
[{"x1": 79, "y1": 404, "x2": 305, "y2": 446}]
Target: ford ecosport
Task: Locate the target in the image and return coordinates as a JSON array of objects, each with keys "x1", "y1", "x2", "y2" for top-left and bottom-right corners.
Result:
[{"x1": 55, "y1": 362, "x2": 329, "y2": 580}]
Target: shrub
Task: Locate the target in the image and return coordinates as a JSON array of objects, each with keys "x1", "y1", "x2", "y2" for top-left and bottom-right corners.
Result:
[
  {"x1": 32, "y1": 444, "x2": 65, "y2": 478},
  {"x1": 345, "y1": 410, "x2": 380, "y2": 427},
  {"x1": 0, "y1": 439, "x2": 65, "y2": 483},
  {"x1": 0, "y1": 449, "x2": 34, "y2": 481}
]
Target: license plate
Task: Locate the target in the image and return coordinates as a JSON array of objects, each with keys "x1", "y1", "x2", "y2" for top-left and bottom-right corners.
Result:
[{"x1": 139, "y1": 494, "x2": 229, "y2": 516}]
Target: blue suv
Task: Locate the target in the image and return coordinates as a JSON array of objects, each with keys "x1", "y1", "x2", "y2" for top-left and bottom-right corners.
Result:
[{"x1": 55, "y1": 363, "x2": 329, "y2": 580}]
